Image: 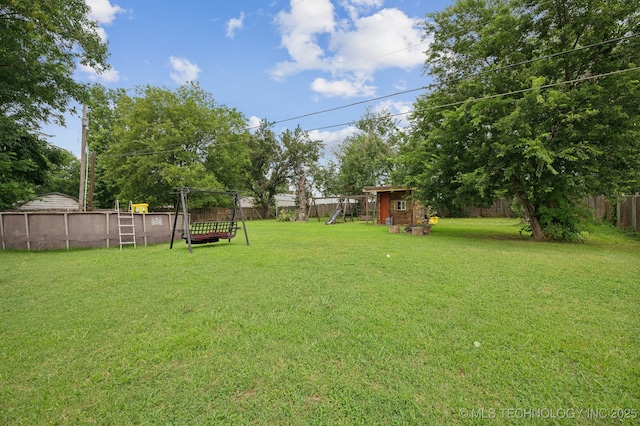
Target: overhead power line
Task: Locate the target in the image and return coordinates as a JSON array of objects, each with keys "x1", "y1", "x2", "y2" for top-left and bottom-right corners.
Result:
[
  {"x1": 264, "y1": 0, "x2": 567, "y2": 130},
  {"x1": 305, "y1": 66, "x2": 640, "y2": 132},
  {"x1": 100, "y1": 65, "x2": 640, "y2": 158},
  {"x1": 270, "y1": 86, "x2": 429, "y2": 126},
  {"x1": 442, "y1": 33, "x2": 639, "y2": 86},
  {"x1": 98, "y1": 33, "x2": 639, "y2": 158},
  {"x1": 265, "y1": 32, "x2": 638, "y2": 129}
]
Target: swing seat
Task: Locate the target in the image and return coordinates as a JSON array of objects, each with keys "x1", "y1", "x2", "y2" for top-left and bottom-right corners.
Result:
[
  {"x1": 189, "y1": 233, "x2": 220, "y2": 244},
  {"x1": 186, "y1": 221, "x2": 238, "y2": 244}
]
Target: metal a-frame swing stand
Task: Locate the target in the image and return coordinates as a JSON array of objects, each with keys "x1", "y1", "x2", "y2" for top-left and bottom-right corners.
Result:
[{"x1": 169, "y1": 187, "x2": 250, "y2": 254}]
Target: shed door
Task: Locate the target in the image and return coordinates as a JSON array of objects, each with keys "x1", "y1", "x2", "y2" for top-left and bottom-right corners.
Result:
[{"x1": 378, "y1": 193, "x2": 390, "y2": 224}]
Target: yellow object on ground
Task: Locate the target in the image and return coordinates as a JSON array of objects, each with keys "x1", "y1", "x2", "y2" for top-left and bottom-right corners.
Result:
[{"x1": 428, "y1": 216, "x2": 439, "y2": 225}]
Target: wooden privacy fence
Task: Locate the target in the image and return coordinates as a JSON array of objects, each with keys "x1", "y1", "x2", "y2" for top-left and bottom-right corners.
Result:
[
  {"x1": 190, "y1": 207, "x2": 264, "y2": 221},
  {"x1": 582, "y1": 195, "x2": 612, "y2": 221},
  {"x1": 0, "y1": 211, "x2": 183, "y2": 251},
  {"x1": 581, "y1": 194, "x2": 638, "y2": 231},
  {"x1": 617, "y1": 194, "x2": 639, "y2": 231},
  {"x1": 464, "y1": 199, "x2": 513, "y2": 218},
  {"x1": 462, "y1": 195, "x2": 638, "y2": 231},
  {"x1": 2, "y1": 195, "x2": 637, "y2": 250},
  {"x1": 306, "y1": 203, "x2": 340, "y2": 219}
]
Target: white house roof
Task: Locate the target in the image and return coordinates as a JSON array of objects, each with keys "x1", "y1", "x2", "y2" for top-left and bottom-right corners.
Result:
[
  {"x1": 239, "y1": 194, "x2": 297, "y2": 208},
  {"x1": 19, "y1": 193, "x2": 79, "y2": 211}
]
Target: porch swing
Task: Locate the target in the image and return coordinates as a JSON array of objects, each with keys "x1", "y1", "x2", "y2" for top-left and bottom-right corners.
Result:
[{"x1": 169, "y1": 187, "x2": 250, "y2": 253}]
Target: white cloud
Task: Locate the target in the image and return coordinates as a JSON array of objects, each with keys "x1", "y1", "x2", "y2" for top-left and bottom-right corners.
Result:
[
  {"x1": 226, "y1": 12, "x2": 245, "y2": 38},
  {"x1": 277, "y1": 0, "x2": 336, "y2": 35},
  {"x1": 248, "y1": 116, "x2": 262, "y2": 129},
  {"x1": 78, "y1": 63, "x2": 120, "y2": 83},
  {"x1": 311, "y1": 77, "x2": 376, "y2": 98},
  {"x1": 85, "y1": 0, "x2": 125, "y2": 41},
  {"x1": 77, "y1": 0, "x2": 124, "y2": 83},
  {"x1": 309, "y1": 125, "x2": 358, "y2": 159},
  {"x1": 271, "y1": 1, "x2": 426, "y2": 99},
  {"x1": 271, "y1": 0, "x2": 336, "y2": 79},
  {"x1": 169, "y1": 56, "x2": 202, "y2": 84},
  {"x1": 373, "y1": 99, "x2": 413, "y2": 127},
  {"x1": 86, "y1": 0, "x2": 124, "y2": 24},
  {"x1": 374, "y1": 99, "x2": 412, "y2": 115},
  {"x1": 93, "y1": 26, "x2": 108, "y2": 42},
  {"x1": 340, "y1": 0, "x2": 384, "y2": 20},
  {"x1": 329, "y1": 8, "x2": 424, "y2": 74}
]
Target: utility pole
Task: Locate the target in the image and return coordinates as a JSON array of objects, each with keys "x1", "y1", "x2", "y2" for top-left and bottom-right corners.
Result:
[
  {"x1": 88, "y1": 151, "x2": 96, "y2": 210},
  {"x1": 78, "y1": 105, "x2": 88, "y2": 211}
]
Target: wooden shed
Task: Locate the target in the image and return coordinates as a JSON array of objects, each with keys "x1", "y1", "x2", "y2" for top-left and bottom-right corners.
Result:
[
  {"x1": 18, "y1": 193, "x2": 79, "y2": 211},
  {"x1": 363, "y1": 186, "x2": 422, "y2": 226}
]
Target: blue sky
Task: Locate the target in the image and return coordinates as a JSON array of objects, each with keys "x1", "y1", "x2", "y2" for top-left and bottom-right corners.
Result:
[{"x1": 44, "y1": 0, "x2": 453, "y2": 159}]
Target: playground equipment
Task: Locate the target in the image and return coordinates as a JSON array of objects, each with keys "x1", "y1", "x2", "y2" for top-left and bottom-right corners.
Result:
[
  {"x1": 325, "y1": 208, "x2": 343, "y2": 225},
  {"x1": 169, "y1": 187, "x2": 249, "y2": 254},
  {"x1": 308, "y1": 195, "x2": 376, "y2": 224}
]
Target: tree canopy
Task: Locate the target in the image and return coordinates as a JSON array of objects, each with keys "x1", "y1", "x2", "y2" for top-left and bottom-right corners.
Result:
[
  {"x1": 401, "y1": 0, "x2": 640, "y2": 240},
  {"x1": 0, "y1": 0, "x2": 109, "y2": 209},
  {"x1": 334, "y1": 108, "x2": 402, "y2": 195},
  {"x1": 281, "y1": 125, "x2": 323, "y2": 220},
  {"x1": 243, "y1": 121, "x2": 322, "y2": 218},
  {"x1": 0, "y1": 117, "x2": 65, "y2": 209},
  {"x1": 93, "y1": 83, "x2": 248, "y2": 209},
  {"x1": 0, "y1": 0, "x2": 109, "y2": 129}
]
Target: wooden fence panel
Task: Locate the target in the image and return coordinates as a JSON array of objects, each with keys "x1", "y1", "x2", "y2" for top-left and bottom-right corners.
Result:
[
  {"x1": 2, "y1": 213, "x2": 29, "y2": 250},
  {"x1": 307, "y1": 203, "x2": 339, "y2": 220},
  {"x1": 582, "y1": 195, "x2": 612, "y2": 221},
  {"x1": 190, "y1": 207, "x2": 264, "y2": 221},
  {"x1": 464, "y1": 199, "x2": 513, "y2": 218},
  {"x1": 617, "y1": 195, "x2": 639, "y2": 231},
  {"x1": 26, "y1": 213, "x2": 67, "y2": 250},
  {"x1": 464, "y1": 196, "x2": 616, "y2": 222}
]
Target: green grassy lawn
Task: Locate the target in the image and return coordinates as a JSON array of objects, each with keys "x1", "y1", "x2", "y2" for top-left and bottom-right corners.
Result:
[{"x1": 1, "y1": 218, "x2": 639, "y2": 424}]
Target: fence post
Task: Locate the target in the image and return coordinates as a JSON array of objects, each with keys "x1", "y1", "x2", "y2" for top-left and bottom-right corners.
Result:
[{"x1": 24, "y1": 213, "x2": 30, "y2": 251}]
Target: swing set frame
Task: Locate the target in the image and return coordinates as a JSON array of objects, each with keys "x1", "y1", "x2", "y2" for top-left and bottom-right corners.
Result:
[{"x1": 169, "y1": 187, "x2": 250, "y2": 253}]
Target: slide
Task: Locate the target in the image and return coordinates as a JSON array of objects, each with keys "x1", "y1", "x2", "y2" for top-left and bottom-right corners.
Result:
[{"x1": 325, "y1": 208, "x2": 342, "y2": 225}]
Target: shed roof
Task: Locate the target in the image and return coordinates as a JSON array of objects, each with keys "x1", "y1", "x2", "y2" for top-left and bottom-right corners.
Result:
[
  {"x1": 362, "y1": 186, "x2": 413, "y2": 193},
  {"x1": 18, "y1": 193, "x2": 79, "y2": 211}
]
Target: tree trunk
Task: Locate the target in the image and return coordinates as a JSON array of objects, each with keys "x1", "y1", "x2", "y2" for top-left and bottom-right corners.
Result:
[
  {"x1": 263, "y1": 198, "x2": 272, "y2": 219},
  {"x1": 517, "y1": 195, "x2": 544, "y2": 241}
]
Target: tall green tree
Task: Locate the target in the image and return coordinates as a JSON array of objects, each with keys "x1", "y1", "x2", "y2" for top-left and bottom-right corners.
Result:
[
  {"x1": 84, "y1": 85, "x2": 127, "y2": 209},
  {"x1": 310, "y1": 162, "x2": 340, "y2": 197},
  {"x1": 334, "y1": 108, "x2": 401, "y2": 195},
  {"x1": 204, "y1": 130, "x2": 251, "y2": 193},
  {"x1": 402, "y1": 0, "x2": 640, "y2": 240},
  {"x1": 281, "y1": 126, "x2": 323, "y2": 220},
  {"x1": 97, "y1": 83, "x2": 247, "y2": 209},
  {"x1": 244, "y1": 120, "x2": 285, "y2": 218},
  {"x1": 243, "y1": 121, "x2": 322, "y2": 218},
  {"x1": 0, "y1": 118, "x2": 57, "y2": 209},
  {"x1": 0, "y1": 0, "x2": 109, "y2": 128},
  {"x1": 0, "y1": 0, "x2": 109, "y2": 209},
  {"x1": 36, "y1": 146, "x2": 80, "y2": 197}
]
